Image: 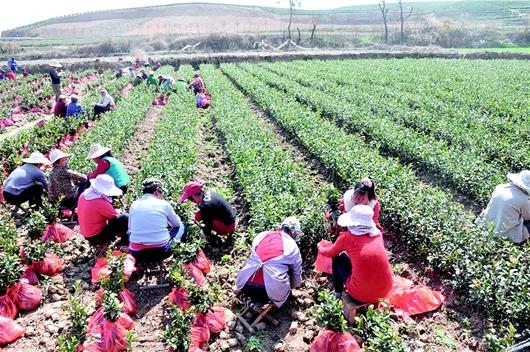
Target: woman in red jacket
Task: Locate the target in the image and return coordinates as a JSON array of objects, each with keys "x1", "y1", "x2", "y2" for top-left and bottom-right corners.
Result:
[{"x1": 319, "y1": 204, "x2": 393, "y2": 302}]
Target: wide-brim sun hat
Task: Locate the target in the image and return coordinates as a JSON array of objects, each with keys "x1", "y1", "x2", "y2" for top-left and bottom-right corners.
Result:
[
  {"x1": 508, "y1": 170, "x2": 530, "y2": 194},
  {"x1": 87, "y1": 144, "x2": 111, "y2": 160},
  {"x1": 338, "y1": 204, "x2": 379, "y2": 236},
  {"x1": 49, "y1": 149, "x2": 71, "y2": 164},
  {"x1": 49, "y1": 61, "x2": 62, "y2": 68},
  {"x1": 22, "y1": 151, "x2": 51, "y2": 165},
  {"x1": 178, "y1": 181, "x2": 203, "y2": 203},
  {"x1": 90, "y1": 174, "x2": 122, "y2": 197}
]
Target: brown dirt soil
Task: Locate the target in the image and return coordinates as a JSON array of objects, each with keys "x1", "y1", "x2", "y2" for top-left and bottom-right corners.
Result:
[{"x1": 120, "y1": 105, "x2": 164, "y2": 177}]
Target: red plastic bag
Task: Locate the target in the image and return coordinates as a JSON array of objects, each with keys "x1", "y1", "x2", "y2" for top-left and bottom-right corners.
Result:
[
  {"x1": 95, "y1": 288, "x2": 137, "y2": 316},
  {"x1": 0, "y1": 317, "x2": 25, "y2": 346},
  {"x1": 310, "y1": 330, "x2": 361, "y2": 352},
  {"x1": 20, "y1": 265, "x2": 39, "y2": 285},
  {"x1": 33, "y1": 253, "x2": 64, "y2": 276},
  {"x1": 192, "y1": 250, "x2": 211, "y2": 274},
  {"x1": 184, "y1": 263, "x2": 207, "y2": 287},
  {"x1": 7, "y1": 282, "x2": 42, "y2": 311},
  {"x1": 42, "y1": 223, "x2": 74, "y2": 243},
  {"x1": 91, "y1": 251, "x2": 136, "y2": 285},
  {"x1": 388, "y1": 284, "x2": 444, "y2": 318},
  {"x1": 190, "y1": 314, "x2": 210, "y2": 348},
  {"x1": 0, "y1": 295, "x2": 17, "y2": 319},
  {"x1": 315, "y1": 240, "x2": 333, "y2": 274},
  {"x1": 88, "y1": 307, "x2": 134, "y2": 333},
  {"x1": 168, "y1": 287, "x2": 191, "y2": 311},
  {"x1": 85, "y1": 319, "x2": 129, "y2": 352},
  {"x1": 0, "y1": 187, "x2": 4, "y2": 203},
  {"x1": 204, "y1": 306, "x2": 226, "y2": 334}
]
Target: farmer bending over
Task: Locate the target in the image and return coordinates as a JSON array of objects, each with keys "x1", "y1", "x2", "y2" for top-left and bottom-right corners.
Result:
[
  {"x1": 2, "y1": 152, "x2": 50, "y2": 211},
  {"x1": 86, "y1": 144, "x2": 130, "y2": 194},
  {"x1": 236, "y1": 217, "x2": 303, "y2": 308},
  {"x1": 129, "y1": 179, "x2": 187, "y2": 264},
  {"x1": 178, "y1": 182, "x2": 237, "y2": 236},
  {"x1": 48, "y1": 149, "x2": 87, "y2": 210},
  {"x1": 478, "y1": 170, "x2": 530, "y2": 243},
  {"x1": 319, "y1": 205, "x2": 392, "y2": 302},
  {"x1": 93, "y1": 88, "x2": 115, "y2": 117},
  {"x1": 188, "y1": 72, "x2": 205, "y2": 95},
  {"x1": 77, "y1": 174, "x2": 129, "y2": 247}
]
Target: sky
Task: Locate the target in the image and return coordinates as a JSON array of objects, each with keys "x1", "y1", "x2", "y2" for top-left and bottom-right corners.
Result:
[{"x1": 0, "y1": 0, "x2": 447, "y2": 33}]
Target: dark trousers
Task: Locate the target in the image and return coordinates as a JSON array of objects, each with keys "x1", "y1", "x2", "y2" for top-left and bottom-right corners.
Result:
[
  {"x1": 86, "y1": 213, "x2": 129, "y2": 246},
  {"x1": 241, "y1": 283, "x2": 269, "y2": 304},
  {"x1": 131, "y1": 224, "x2": 188, "y2": 264},
  {"x1": 93, "y1": 104, "x2": 111, "y2": 117},
  {"x1": 524, "y1": 220, "x2": 530, "y2": 234},
  {"x1": 332, "y1": 252, "x2": 352, "y2": 293},
  {"x1": 3, "y1": 183, "x2": 45, "y2": 209},
  {"x1": 59, "y1": 197, "x2": 78, "y2": 210}
]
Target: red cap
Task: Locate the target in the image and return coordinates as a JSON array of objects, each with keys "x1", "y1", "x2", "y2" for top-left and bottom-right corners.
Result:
[{"x1": 178, "y1": 182, "x2": 203, "y2": 203}]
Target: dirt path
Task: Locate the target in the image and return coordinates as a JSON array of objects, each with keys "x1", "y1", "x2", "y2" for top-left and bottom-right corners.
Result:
[
  {"x1": 120, "y1": 105, "x2": 163, "y2": 177},
  {"x1": 240, "y1": 93, "x2": 483, "y2": 352}
]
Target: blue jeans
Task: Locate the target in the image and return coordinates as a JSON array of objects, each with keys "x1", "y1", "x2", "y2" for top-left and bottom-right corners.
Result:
[{"x1": 131, "y1": 224, "x2": 188, "y2": 264}]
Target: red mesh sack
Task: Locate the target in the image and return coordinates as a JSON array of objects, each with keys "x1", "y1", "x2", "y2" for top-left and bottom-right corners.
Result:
[
  {"x1": 204, "y1": 306, "x2": 226, "y2": 334},
  {"x1": 88, "y1": 307, "x2": 134, "y2": 333},
  {"x1": 190, "y1": 314, "x2": 210, "y2": 348},
  {"x1": 91, "y1": 251, "x2": 136, "y2": 285},
  {"x1": 20, "y1": 265, "x2": 39, "y2": 285},
  {"x1": 388, "y1": 284, "x2": 444, "y2": 318},
  {"x1": 315, "y1": 240, "x2": 333, "y2": 274},
  {"x1": 95, "y1": 288, "x2": 137, "y2": 316},
  {"x1": 310, "y1": 330, "x2": 361, "y2": 352},
  {"x1": 168, "y1": 287, "x2": 191, "y2": 311},
  {"x1": 7, "y1": 282, "x2": 42, "y2": 311},
  {"x1": 33, "y1": 253, "x2": 64, "y2": 276},
  {"x1": 42, "y1": 223, "x2": 74, "y2": 243},
  {"x1": 192, "y1": 250, "x2": 211, "y2": 274},
  {"x1": 0, "y1": 295, "x2": 17, "y2": 319},
  {"x1": 184, "y1": 263, "x2": 207, "y2": 288},
  {"x1": 0, "y1": 317, "x2": 25, "y2": 346}
]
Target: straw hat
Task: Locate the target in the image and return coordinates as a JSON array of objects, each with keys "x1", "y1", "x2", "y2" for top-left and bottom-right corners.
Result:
[
  {"x1": 86, "y1": 144, "x2": 110, "y2": 160},
  {"x1": 338, "y1": 205, "x2": 379, "y2": 236},
  {"x1": 508, "y1": 170, "x2": 530, "y2": 194},
  {"x1": 49, "y1": 61, "x2": 62, "y2": 68},
  {"x1": 22, "y1": 152, "x2": 51, "y2": 165},
  {"x1": 89, "y1": 174, "x2": 122, "y2": 197},
  {"x1": 49, "y1": 149, "x2": 70, "y2": 164}
]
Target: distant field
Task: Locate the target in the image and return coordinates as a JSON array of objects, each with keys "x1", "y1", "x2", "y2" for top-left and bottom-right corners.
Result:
[{"x1": 458, "y1": 47, "x2": 530, "y2": 53}]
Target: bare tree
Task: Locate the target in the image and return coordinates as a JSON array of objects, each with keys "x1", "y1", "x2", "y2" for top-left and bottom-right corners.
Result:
[
  {"x1": 397, "y1": 0, "x2": 413, "y2": 44},
  {"x1": 287, "y1": 0, "x2": 301, "y2": 41},
  {"x1": 310, "y1": 14, "x2": 320, "y2": 45},
  {"x1": 378, "y1": 0, "x2": 389, "y2": 44}
]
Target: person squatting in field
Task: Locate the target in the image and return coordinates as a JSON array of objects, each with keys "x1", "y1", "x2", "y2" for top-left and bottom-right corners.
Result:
[
  {"x1": 93, "y1": 88, "x2": 115, "y2": 117},
  {"x1": 86, "y1": 144, "x2": 130, "y2": 195},
  {"x1": 478, "y1": 170, "x2": 530, "y2": 243},
  {"x1": 65, "y1": 94, "x2": 86, "y2": 120},
  {"x1": 128, "y1": 178, "x2": 188, "y2": 265},
  {"x1": 236, "y1": 217, "x2": 303, "y2": 308},
  {"x1": 178, "y1": 181, "x2": 237, "y2": 237},
  {"x1": 326, "y1": 177, "x2": 383, "y2": 237},
  {"x1": 2, "y1": 152, "x2": 50, "y2": 211},
  {"x1": 77, "y1": 174, "x2": 129, "y2": 248},
  {"x1": 53, "y1": 95, "x2": 67, "y2": 118},
  {"x1": 319, "y1": 204, "x2": 393, "y2": 302},
  {"x1": 48, "y1": 149, "x2": 87, "y2": 211},
  {"x1": 196, "y1": 92, "x2": 211, "y2": 109}
]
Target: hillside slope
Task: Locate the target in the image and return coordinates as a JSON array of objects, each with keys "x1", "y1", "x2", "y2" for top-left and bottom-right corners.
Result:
[{"x1": 2, "y1": 1, "x2": 529, "y2": 39}]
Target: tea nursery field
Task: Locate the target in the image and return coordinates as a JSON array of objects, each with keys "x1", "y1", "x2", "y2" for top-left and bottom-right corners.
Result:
[{"x1": 0, "y1": 58, "x2": 529, "y2": 352}]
